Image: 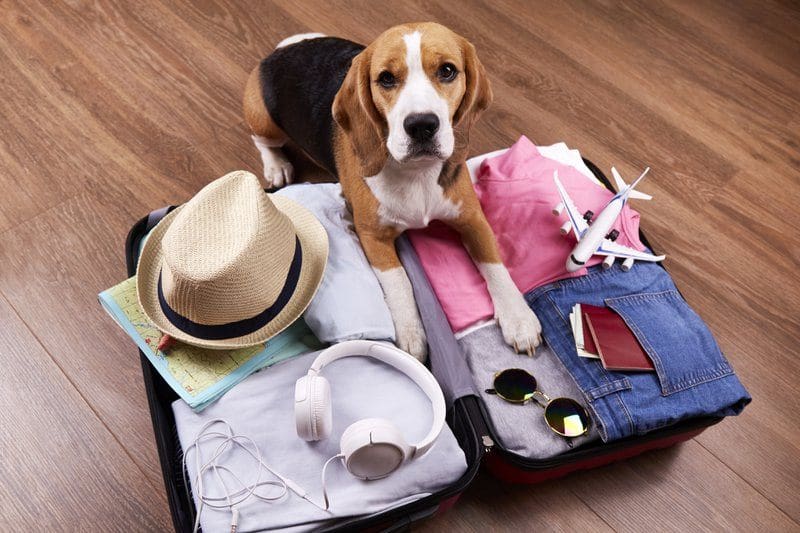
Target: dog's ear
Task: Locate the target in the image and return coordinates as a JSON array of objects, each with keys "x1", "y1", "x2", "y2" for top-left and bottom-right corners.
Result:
[
  {"x1": 333, "y1": 48, "x2": 389, "y2": 177},
  {"x1": 450, "y1": 39, "x2": 493, "y2": 163},
  {"x1": 454, "y1": 39, "x2": 492, "y2": 128}
]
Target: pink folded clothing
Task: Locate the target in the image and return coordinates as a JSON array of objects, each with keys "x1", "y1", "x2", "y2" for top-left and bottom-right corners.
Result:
[{"x1": 408, "y1": 135, "x2": 646, "y2": 332}]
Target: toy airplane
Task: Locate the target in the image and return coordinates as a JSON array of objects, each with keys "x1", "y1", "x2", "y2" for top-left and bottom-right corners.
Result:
[{"x1": 552, "y1": 167, "x2": 665, "y2": 273}]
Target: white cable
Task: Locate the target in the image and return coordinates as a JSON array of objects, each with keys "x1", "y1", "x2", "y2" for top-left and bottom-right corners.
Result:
[
  {"x1": 182, "y1": 419, "x2": 326, "y2": 533},
  {"x1": 320, "y1": 454, "x2": 345, "y2": 511}
]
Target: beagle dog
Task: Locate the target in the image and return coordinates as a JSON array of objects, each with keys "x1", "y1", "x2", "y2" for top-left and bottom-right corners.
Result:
[{"x1": 243, "y1": 22, "x2": 541, "y2": 360}]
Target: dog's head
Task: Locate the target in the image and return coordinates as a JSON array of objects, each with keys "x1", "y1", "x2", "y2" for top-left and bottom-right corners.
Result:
[{"x1": 333, "y1": 22, "x2": 492, "y2": 177}]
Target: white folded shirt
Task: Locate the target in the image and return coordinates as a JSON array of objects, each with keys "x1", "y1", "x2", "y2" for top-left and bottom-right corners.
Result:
[
  {"x1": 276, "y1": 183, "x2": 396, "y2": 344},
  {"x1": 466, "y1": 142, "x2": 600, "y2": 184},
  {"x1": 173, "y1": 350, "x2": 467, "y2": 532}
]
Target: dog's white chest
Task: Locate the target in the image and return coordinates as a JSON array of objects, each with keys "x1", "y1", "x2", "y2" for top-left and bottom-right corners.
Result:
[{"x1": 365, "y1": 164, "x2": 461, "y2": 231}]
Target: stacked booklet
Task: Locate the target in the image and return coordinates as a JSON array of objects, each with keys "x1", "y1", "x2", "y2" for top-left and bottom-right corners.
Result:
[
  {"x1": 99, "y1": 277, "x2": 323, "y2": 410},
  {"x1": 569, "y1": 303, "x2": 654, "y2": 372}
]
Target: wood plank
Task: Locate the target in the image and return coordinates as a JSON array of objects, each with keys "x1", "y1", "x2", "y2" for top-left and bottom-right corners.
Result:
[
  {"x1": 671, "y1": 0, "x2": 800, "y2": 78},
  {"x1": 489, "y1": 0, "x2": 800, "y2": 178},
  {"x1": 559, "y1": 440, "x2": 797, "y2": 532},
  {"x1": 0, "y1": 7, "x2": 189, "y2": 228},
  {"x1": 0, "y1": 187, "x2": 164, "y2": 487},
  {"x1": 675, "y1": 169, "x2": 800, "y2": 520},
  {"x1": 420, "y1": 470, "x2": 614, "y2": 532},
  {"x1": 14, "y1": 0, "x2": 240, "y2": 147},
  {"x1": 0, "y1": 294, "x2": 171, "y2": 530},
  {"x1": 0, "y1": 40, "x2": 88, "y2": 233}
]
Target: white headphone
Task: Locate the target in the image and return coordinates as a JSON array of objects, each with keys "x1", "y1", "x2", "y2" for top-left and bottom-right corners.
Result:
[{"x1": 294, "y1": 340, "x2": 446, "y2": 481}]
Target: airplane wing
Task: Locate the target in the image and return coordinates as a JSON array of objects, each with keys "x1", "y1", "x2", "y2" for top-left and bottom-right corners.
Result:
[
  {"x1": 596, "y1": 239, "x2": 666, "y2": 262},
  {"x1": 553, "y1": 172, "x2": 588, "y2": 238}
]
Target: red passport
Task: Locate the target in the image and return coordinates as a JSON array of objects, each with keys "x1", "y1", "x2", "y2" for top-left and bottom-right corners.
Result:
[{"x1": 582, "y1": 304, "x2": 655, "y2": 372}]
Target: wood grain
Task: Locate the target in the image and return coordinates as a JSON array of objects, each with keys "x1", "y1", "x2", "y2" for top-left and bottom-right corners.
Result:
[
  {"x1": 0, "y1": 294, "x2": 171, "y2": 530},
  {"x1": 0, "y1": 0, "x2": 798, "y2": 531}
]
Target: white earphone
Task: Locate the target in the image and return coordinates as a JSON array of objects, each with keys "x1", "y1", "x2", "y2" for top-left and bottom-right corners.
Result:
[{"x1": 294, "y1": 340, "x2": 446, "y2": 481}]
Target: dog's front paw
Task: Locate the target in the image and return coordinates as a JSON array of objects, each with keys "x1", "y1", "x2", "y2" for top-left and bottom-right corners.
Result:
[
  {"x1": 263, "y1": 154, "x2": 294, "y2": 189},
  {"x1": 395, "y1": 318, "x2": 428, "y2": 362},
  {"x1": 495, "y1": 299, "x2": 542, "y2": 356}
]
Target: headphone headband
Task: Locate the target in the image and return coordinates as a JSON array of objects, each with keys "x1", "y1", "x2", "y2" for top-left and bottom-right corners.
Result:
[{"x1": 308, "y1": 340, "x2": 445, "y2": 457}]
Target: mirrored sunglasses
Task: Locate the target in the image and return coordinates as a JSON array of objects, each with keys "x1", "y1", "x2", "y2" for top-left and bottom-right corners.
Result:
[{"x1": 486, "y1": 368, "x2": 590, "y2": 440}]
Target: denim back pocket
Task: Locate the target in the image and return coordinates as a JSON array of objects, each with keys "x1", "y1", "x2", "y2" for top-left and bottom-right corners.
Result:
[{"x1": 605, "y1": 290, "x2": 732, "y2": 396}]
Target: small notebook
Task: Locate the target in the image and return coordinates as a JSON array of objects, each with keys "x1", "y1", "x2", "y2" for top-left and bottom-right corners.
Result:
[{"x1": 582, "y1": 304, "x2": 655, "y2": 372}]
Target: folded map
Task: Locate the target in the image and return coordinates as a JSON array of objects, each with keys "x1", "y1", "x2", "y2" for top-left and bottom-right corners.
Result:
[{"x1": 99, "y1": 276, "x2": 322, "y2": 410}]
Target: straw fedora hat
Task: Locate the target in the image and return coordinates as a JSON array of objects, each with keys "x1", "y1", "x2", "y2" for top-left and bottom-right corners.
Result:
[{"x1": 136, "y1": 170, "x2": 328, "y2": 349}]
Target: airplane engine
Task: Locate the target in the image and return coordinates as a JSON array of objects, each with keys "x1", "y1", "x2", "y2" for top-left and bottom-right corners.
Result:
[
  {"x1": 552, "y1": 202, "x2": 564, "y2": 215},
  {"x1": 621, "y1": 257, "x2": 635, "y2": 271},
  {"x1": 559, "y1": 220, "x2": 572, "y2": 235},
  {"x1": 602, "y1": 255, "x2": 615, "y2": 269}
]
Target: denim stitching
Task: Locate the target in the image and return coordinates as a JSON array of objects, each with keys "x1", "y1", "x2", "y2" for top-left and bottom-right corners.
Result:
[
  {"x1": 637, "y1": 416, "x2": 688, "y2": 435},
  {"x1": 525, "y1": 268, "x2": 743, "y2": 437},
  {"x1": 662, "y1": 364, "x2": 733, "y2": 394},
  {"x1": 606, "y1": 291, "x2": 733, "y2": 395},
  {"x1": 550, "y1": 280, "x2": 637, "y2": 438},
  {"x1": 586, "y1": 378, "x2": 632, "y2": 400},
  {"x1": 538, "y1": 292, "x2": 628, "y2": 443},
  {"x1": 524, "y1": 282, "x2": 559, "y2": 305},
  {"x1": 616, "y1": 393, "x2": 636, "y2": 436},
  {"x1": 547, "y1": 291, "x2": 570, "y2": 330},
  {"x1": 605, "y1": 289, "x2": 680, "y2": 305},
  {"x1": 584, "y1": 402, "x2": 608, "y2": 442},
  {"x1": 606, "y1": 300, "x2": 670, "y2": 393}
]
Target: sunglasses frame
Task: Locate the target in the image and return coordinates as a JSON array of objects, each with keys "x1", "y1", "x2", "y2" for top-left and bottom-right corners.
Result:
[{"x1": 487, "y1": 368, "x2": 591, "y2": 438}]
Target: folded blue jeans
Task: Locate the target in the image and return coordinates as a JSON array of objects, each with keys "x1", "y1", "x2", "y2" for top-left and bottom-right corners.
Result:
[{"x1": 525, "y1": 262, "x2": 750, "y2": 442}]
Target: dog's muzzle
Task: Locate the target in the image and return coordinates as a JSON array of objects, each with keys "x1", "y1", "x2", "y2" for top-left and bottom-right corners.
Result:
[{"x1": 402, "y1": 113, "x2": 444, "y2": 160}]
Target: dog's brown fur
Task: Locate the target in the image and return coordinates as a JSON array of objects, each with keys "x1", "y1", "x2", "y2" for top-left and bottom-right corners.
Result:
[
  {"x1": 339, "y1": 24, "x2": 496, "y2": 271},
  {"x1": 244, "y1": 23, "x2": 542, "y2": 358},
  {"x1": 244, "y1": 23, "x2": 500, "y2": 273},
  {"x1": 244, "y1": 66, "x2": 286, "y2": 143}
]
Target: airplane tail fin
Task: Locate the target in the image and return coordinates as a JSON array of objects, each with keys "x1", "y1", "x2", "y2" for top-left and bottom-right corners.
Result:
[
  {"x1": 628, "y1": 190, "x2": 652, "y2": 201},
  {"x1": 611, "y1": 166, "x2": 652, "y2": 201},
  {"x1": 611, "y1": 167, "x2": 628, "y2": 192}
]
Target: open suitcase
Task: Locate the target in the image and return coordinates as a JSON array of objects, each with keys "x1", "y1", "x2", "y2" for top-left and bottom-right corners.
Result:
[{"x1": 125, "y1": 159, "x2": 722, "y2": 532}]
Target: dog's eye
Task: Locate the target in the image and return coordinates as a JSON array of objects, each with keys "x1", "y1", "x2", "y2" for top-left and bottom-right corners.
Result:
[
  {"x1": 377, "y1": 71, "x2": 397, "y2": 89},
  {"x1": 437, "y1": 63, "x2": 458, "y2": 82}
]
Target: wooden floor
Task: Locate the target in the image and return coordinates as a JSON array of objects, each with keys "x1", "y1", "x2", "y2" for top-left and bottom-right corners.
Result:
[{"x1": 0, "y1": 1, "x2": 798, "y2": 531}]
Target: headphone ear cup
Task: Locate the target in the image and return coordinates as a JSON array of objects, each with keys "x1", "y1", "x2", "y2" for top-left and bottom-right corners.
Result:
[
  {"x1": 295, "y1": 375, "x2": 332, "y2": 441},
  {"x1": 340, "y1": 418, "x2": 411, "y2": 480},
  {"x1": 311, "y1": 376, "x2": 332, "y2": 440}
]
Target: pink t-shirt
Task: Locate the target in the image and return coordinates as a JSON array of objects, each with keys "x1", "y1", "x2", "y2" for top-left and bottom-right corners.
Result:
[{"x1": 408, "y1": 136, "x2": 645, "y2": 332}]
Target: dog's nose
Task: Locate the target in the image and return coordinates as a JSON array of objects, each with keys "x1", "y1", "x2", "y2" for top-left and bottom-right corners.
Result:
[{"x1": 403, "y1": 113, "x2": 439, "y2": 142}]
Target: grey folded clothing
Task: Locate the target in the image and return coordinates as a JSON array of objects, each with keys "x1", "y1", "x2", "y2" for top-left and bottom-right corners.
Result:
[
  {"x1": 276, "y1": 183, "x2": 395, "y2": 343},
  {"x1": 173, "y1": 349, "x2": 467, "y2": 532},
  {"x1": 459, "y1": 322, "x2": 600, "y2": 458}
]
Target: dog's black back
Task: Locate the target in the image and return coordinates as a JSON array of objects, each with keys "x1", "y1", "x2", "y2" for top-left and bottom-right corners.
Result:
[{"x1": 260, "y1": 37, "x2": 365, "y2": 176}]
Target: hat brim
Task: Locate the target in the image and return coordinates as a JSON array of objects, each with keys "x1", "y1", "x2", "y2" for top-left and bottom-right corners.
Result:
[{"x1": 136, "y1": 194, "x2": 328, "y2": 350}]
